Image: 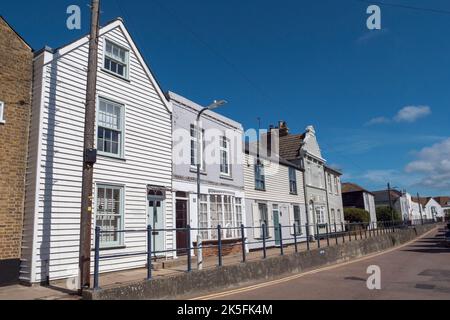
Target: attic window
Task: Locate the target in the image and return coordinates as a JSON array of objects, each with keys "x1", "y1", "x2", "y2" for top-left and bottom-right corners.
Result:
[
  {"x1": 104, "y1": 40, "x2": 129, "y2": 79},
  {"x1": 0, "y1": 101, "x2": 5, "y2": 124}
]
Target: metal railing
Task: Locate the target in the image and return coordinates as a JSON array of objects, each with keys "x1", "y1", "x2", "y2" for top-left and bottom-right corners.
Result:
[{"x1": 93, "y1": 218, "x2": 436, "y2": 290}]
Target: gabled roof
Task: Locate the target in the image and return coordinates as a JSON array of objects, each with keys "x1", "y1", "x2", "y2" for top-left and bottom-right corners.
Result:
[
  {"x1": 411, "y1": 197, "x2": 430, "y2": 206},
  {"x1": 342, "y1": 182, "x2": 373, "y2": 195},
  {"x1": 278, "y1": 134, "x2": 305, "y2": 161},
  {"x1": 372, "y1": 189, "x2": 403, "y2": 202},
  {"x1": 167, "y1": 91, "x2": 243, "y2": 131},
  {"x1": 0, "y1": 16, "x2": 33, "y2": 51},
  {"x1": 37, "y1": 17, "x2": 171, "y2": 113},
  {"x1": 244, "y1": 142, "x2": 303, "y2": 171},
  {"x1": 433, "y1": 196, "x2": 450, "y2": 207},
  {"x1": 324, "y1": 165, "x2": 342, "y2": 176}
]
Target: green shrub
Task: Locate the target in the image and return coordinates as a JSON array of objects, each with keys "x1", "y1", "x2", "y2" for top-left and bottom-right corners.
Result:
[
  {"x1": 376, "y1": 206, "x2": 401, "y2": 222},
  {"x1": 344, "y1": 208, "x2": 370, "y2": 224}
]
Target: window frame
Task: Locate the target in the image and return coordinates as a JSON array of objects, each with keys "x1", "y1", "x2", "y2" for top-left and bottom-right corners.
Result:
[
  {"x1": 327, "y1": 173, "x2": 332, "y2": 194},
  {"x1": 258, "y1": 203, "x2": 270, "y2": 239},
  {"x1": 103, "y1": 39, "x2": 130, "y2": 80},
  {"x1": 95, "y1": 184, "x2": 125, "y2": 249},
  {"x1": 190, "y1": 124, "x2": 205, "y2": 171},
  {"x1": 334, "y1": 176, "x2": 339, "y2": 195},
  {"x1": 315, "y1": 206, "x2": 325, "y2": 224},
  {"x1": 235, "y1": 198, "x2": 243, "y2": 229},
  {"x1": 0, "y1": 101, "x2": 4, "y2": 124},
  {"x1": 289, "y1": 167, "x2": 298, "y2": 195},
  {"x1": 293, "y1": 205, "x2": 302, "y2": 235},
  {"x1": 254, "y1": 160, "x2": 266, "y2": 191},
  {"x1": 96, "y1": 97, "x2": 126, "y2": 159},
  {"x1": 220, "y1": 136, "x2": 231, "y2": 177}
]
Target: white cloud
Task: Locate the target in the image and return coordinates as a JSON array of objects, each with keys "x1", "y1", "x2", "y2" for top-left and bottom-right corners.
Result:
[
  {"x1": 365, "y1": 117, "x2": 391, "y2": 126},
  {"x1": 366, "y1": 105, "x2": 431, "y2": 126},
  {"x1": 405, "y1": 138, "x2": 450, "y2": 191},
  {"x1": 362, "y1": 169, "x2": 398, "y2": 184},
  {"x1": 394, "y1": 106, "x2": 431, "y2": 123}
]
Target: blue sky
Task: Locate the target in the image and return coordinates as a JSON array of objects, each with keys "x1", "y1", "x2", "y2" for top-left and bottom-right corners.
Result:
[{"x1": 2, "y1": 0, "x2": 450, "y2": 196}]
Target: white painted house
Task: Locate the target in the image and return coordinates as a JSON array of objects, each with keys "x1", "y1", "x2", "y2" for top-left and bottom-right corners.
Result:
[
  {"x1": 277, "y1": 123, "x2": 345, "y2": 235},
  {"x1": 243, "y1": 134, "x2": 307, "y2": 250},
  {"x1": 21, "y1": 18, "x2": 173, "y2": 284},
  {"x1": 413, "y1": 197, "x2": 441, "y2": 221},
  {"x1": 168, "y1": 91, "x2": 245, "y2": 255}
]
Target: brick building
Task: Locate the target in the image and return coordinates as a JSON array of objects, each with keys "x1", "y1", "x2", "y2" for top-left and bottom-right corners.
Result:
[{"x1": 0, "y1": 16, "x2": 33, "y2": 286}]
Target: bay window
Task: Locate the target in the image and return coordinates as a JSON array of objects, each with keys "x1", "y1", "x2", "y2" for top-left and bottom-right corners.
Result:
[{"x1": 200, "y1": 194, "x2": 243, "y2": 240}]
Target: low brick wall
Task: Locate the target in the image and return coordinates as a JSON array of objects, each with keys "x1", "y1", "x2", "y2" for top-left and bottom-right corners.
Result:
[
  {"x1": 83, "y1": 224, "x2": 437, "y2": 300},
  {"x1": 193, "y1": 239, "x2": 242, "y2": 258}
]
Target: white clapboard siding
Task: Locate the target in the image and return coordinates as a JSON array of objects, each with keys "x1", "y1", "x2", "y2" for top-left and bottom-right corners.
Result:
[
  {"x1": 20, "y1": 52, "x2": 46, "y2": 283},
  {"x1": 243, "y1": 154, "x2": 305, "y2": 204},
  {"x1": 21, "y1": 19, "x2": 173, "y2": 283},
  {"x1": 244, "y1": 153, "x2": 307, "y2": 249}
]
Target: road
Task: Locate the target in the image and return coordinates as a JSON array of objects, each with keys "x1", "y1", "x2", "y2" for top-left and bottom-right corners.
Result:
[{"x1": 192, "y1": 227, "x2": 450, "y2": 300}]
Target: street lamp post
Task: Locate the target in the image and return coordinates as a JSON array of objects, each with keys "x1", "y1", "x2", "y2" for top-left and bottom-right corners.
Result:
[
  {"x1": 195, "y1": 100, "x2": 227, "y2": 242},
  {"x1": 417, "y1": 192, "x2": 424, "y2": 225},
  {"x1": 387, "y1": 183, "x2": 401, "y2": 225},
  {"x1": 387, "y1": 183, "x2": 394, "y2": 222}
]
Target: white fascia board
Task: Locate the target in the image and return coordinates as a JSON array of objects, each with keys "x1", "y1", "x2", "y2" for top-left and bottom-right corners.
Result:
[
  {"x1": 168, "y1": 91, "x2": 243, "y2": 132},
  {"x1": 43, "y1": 19, "x2": 172, "y2": 114}
]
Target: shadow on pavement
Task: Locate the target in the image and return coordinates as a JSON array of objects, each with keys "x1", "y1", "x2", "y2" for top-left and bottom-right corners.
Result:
[{"x1": 402, "y1": 229, "x2": 450, "y2": 254}]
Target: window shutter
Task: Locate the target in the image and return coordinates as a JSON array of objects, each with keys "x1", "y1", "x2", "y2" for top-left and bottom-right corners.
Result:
[{"x1": 252, "y1": 203, "x2": 261, "y2": 239}]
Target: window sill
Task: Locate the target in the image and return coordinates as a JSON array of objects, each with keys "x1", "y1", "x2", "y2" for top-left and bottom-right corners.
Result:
[
  {"x1": 190, "y1": 168, "x2": 207, "y2": 176},
  {"x1": 0, "y1": 120, "x2": 5, "y2": 125},
  {"x1": 290, "y1": 192, "x2": 298, "y2": 196},
  {"x1": 98, "y1": 152, "x2": 126, "y2": 162},
  {"x1": 92, "y1": 245, "x2": 126, "y2": 252},
  {"x1": 101, "y1": 68, "x2": 131, "y2": 83},
  {"x1": 220, "y1": 175, "x2": 233, "y2": 181},
  {"x1": 255, "y1": 188, "x2": 266, "y2": 192},
  {"x1": 255, "y1": 237, "x2": 272, "y2": 240}
]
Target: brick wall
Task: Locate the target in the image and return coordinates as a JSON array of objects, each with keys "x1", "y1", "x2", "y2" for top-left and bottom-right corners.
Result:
[
  {"x1": 0, "y1": 17, "x2": 33, "y2": 283},
  {"x1": 193, "y1": 239, "x2": 243, "y2": 258}
]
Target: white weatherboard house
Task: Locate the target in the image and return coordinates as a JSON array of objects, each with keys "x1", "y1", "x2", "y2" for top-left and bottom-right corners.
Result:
[
  {"x1": 243, "y1": 132, "x2": 307, "y2": 250},
  {"x1": 168, "y1": 91, "x2": 245, "y2": 256},
  {"x1": 21, "y1": 18, "x2": 173, "y2": 284},
  {"x1": 423, "y1": 198, "x2": 441, "y2": 221},
  {"x1": 413, "y1": 197, "x2": 441, "y2": 221},
  {"x1": 277, "y1": 123, "x2": 345, "y2": 236}
]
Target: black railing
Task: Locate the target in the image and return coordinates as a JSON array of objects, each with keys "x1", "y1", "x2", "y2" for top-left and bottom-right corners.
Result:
[{"x1": 93, "y1": 218, "x2": 436, "y2": 290}]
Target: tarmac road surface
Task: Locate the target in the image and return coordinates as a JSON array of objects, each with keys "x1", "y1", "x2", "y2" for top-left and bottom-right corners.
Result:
[{"x1": 192, "y1": 227, "x2": 450, "y2": 300}]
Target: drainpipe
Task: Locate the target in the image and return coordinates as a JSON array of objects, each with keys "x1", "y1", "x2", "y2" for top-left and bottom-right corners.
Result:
[{"x1": 324, "y1": 169, "x2": 332, "y2": 232}]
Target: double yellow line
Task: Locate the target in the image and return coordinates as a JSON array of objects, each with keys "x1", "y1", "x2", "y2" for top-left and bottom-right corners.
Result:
[{"x1": 190, "y1": 227, "x2": 438, "y2": 300}]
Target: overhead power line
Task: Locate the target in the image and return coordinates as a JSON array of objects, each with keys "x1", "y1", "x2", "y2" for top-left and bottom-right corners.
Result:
[{"x1": 355, "y1": 0, "x2": 450, "y2": 16}]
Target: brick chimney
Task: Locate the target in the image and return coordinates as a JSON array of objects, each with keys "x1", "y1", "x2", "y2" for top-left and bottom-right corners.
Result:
[{"x1": 278, "y1": 121, "x2": 289, "y2": 137}]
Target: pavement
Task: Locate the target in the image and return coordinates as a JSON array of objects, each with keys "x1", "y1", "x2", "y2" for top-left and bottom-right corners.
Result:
[
  {"x1": 190, "y1": 227, "x2": 450, "y2": 300},
  {"x1": 0, "y1": 284, "x2": 80, "y2": 300},
  {"x1": 1, "y1": 225, "x2": 443, "y2": 300}
]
